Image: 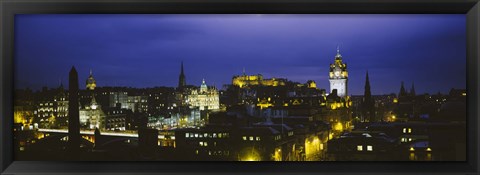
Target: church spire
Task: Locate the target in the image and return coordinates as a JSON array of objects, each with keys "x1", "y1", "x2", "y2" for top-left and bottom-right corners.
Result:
[
  {"x1": 178, "y1": 61, "x2": 186, "y2": 90},
  {"x1": 362, "y1": 70, "x2": 375, "y2": 122},
  {"x1": 59, "y1": 78, "x2": 63, "y2": 88},
  {"x1": 410, "y1": 82, "x2": 416, "y2": 96},
  {"x1": 364, "y1": 71, "x2": 371, "y2": 97},
  {"x1": 180, "y1": 61, "x2": 184, "y2": 75},
  {"x1": 399, "y1": 81, "x2": 407, "y2": 97}
]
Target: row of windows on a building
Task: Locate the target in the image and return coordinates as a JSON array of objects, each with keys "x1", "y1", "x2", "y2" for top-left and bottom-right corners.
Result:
[
  {"x1": 402, "y1": 128, "x2": 413, "y2": 133},
  {"x1": 185, "y1": 132, "x2": 230, "y2": 139},
  {"x1": 400, "y1": 137, "x2": 414, "y2": 143},
  {"x1": 37, "y1": 107, "x2": 66, "y2": 112},
  {"x1": 242, "y1": 136, "x2": 261, "y2": 141},
  {"x1": 195, "y1": 150, "x2": 230, "y2": 156},
  {"x1": 199, "y1": 141, "x2": 222, "y2": 147},
  {"x1": 357, "y1": 145, "x2": 374, "y2": 151},
  {"x1": 274, "y1": 135, "x2": 282, "y2": 140}
]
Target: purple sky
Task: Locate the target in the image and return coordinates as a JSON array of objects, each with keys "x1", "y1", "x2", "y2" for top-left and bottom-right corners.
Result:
[{"x1": 14, "y1": 14, "x2": 466, "y2": 95}]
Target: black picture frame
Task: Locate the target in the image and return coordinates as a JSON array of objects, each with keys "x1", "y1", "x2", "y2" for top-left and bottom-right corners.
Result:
[{"x1": 1, "y1": 0, "x2": 479, "y2": 174}]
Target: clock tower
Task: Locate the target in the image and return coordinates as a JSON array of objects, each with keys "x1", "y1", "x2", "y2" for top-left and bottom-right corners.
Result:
[{"x1": 329, "y1": 47, "x2": 348, "y2": 98}]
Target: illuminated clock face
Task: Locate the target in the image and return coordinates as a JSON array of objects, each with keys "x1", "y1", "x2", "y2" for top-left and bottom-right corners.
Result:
[{"x1": 334, "y1": 70, "x2": 341, "y2": 77}]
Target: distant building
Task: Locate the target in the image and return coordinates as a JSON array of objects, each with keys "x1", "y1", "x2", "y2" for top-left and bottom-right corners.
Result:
[
  {"x1": 178, "y1": 61, "x2": 187, "y2": 90},
  {"x1": 232, "y1": 70, "x2": 287, "y2": 88},
  {"x1": 79, "y1": 96, "x2": 105, "y2": 129},
  {"x1": 103, "y1": 107, "x2": 131, "y2": 131},
  {"x1": 327, "y1": 131, "x2": 397, "y2": 161},
  {"x1": 34, "y1": 85, "x2": 69, "y2": 128},
  {"x1": 329, "y1": 47, "x2": 348, "y2": 98},
  {"x1": 86, "y1": 69, "x2": 97, "y2": 91},
  {"x1": 362, "y1": 71, "x2": 375, "y2": 122},
  {"x1": 186, "y1": 79, "x2": 220, "y2": 111}
]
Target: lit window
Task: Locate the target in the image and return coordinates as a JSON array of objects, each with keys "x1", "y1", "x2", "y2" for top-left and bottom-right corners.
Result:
[
  {"x1": 249, "y1": 136, "x2": 254, "y2": 141},
  {"x1": 243, "y1": 136, "x2": 247, "y2": 140},
  {"x1": 256, "y1": 137, "x2": 261, "y2": 141},
  {"x1": 357, "y1": 145, "x2": 363, "y2": 151},
  {"x1": 367, "y1": 145, "x2": 373, "y2": 151},
  {"x1": 403, "y1": 128, "x2": 407, "y2": 133},
  {"x1": 408, "y1": 138, "x2": 412, "y2": 142},
  {"x1": 185, "y1": 133, "x2": 189, "y2": 138},
  {"x1": 408, "y1": 128, "x2": 412, "y2": 133},
  {"x1": 194, "y1": 133, "x2": 198, "y2": 138}
]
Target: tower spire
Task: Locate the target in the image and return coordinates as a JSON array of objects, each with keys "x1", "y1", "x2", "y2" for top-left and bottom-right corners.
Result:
[
  {"x1": 335, "y1": 45, "x2": 342, "y2": 59},
  {"x1": 181, "y1": 61, "x2": 184, "y2": 75},
  {"x1": 399, "y1": 81, "x2": 407, "y2": 97},
  {"x1": 363, "y1": 70, "x2": 375, "y2": 122},
  {"x1": 178, "y1": 61, "x2": 186, "y2": 90},
  {"x1": 410, "y1": 82, "x2": 416, "y2": 96},
  {"x1": 364, "y1": 71, "x2": 371, "y2": 97}
]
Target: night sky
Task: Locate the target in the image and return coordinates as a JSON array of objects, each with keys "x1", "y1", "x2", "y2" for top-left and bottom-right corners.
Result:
[{"x1": 15, "y1": 14, "x2": 466, "y2": 95}]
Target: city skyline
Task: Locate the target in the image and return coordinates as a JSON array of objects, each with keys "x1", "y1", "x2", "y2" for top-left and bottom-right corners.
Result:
[{"x1": 14, "y1": 14, "x2": 466, "y2": 95}]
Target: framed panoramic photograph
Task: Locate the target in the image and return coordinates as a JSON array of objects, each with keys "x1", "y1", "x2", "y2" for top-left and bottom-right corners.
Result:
[{"x1": 1, "y1": 0, "x2": 479, "y2": 174}]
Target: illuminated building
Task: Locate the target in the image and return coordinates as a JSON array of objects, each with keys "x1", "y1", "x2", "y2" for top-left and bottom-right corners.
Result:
[
  {"x1": 34, "y1": 84, "x2": 69, "y2": 128},
  {"x1": 126, "y1": 95, "x2": 148, "y2": 113},
  {"x1": 306, "y1": 80, "x2": 317, "y2": 89},
  {"x1": 232, "y1": 71, "x2": 287, "y2": 88},
  {"x1": 175, "y1": 127, "x2": 232, "y2": 160},
  {"x1": 109, "y1": 91, "x2": 128, "y2": 108},
  {"x1": 54, "y1": 84, "x2": 69, "y2": 125},
  {"x1": 327, "y1": 131, "x2": 397, "y2": 161},
  {"x1": 329, "y1": 47, "x2": 348, "y2": 98},
  {"x1": 86, "y1": 69, "x2": 96, "y2": 90},
  {"x1": 186, "y1": 79, "x2": 220, "y2": 111},
  {"x1": 79, "y1": 96, "x2": 106, "y2": 129},
  {"x1": 103, "y1": 107, "x2": 130, "y2": 131}
]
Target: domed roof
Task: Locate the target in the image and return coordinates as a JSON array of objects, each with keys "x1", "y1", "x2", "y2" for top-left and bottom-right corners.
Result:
[{"x1": 86, "y1": 69, "x2": 96, "y2": 90}]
